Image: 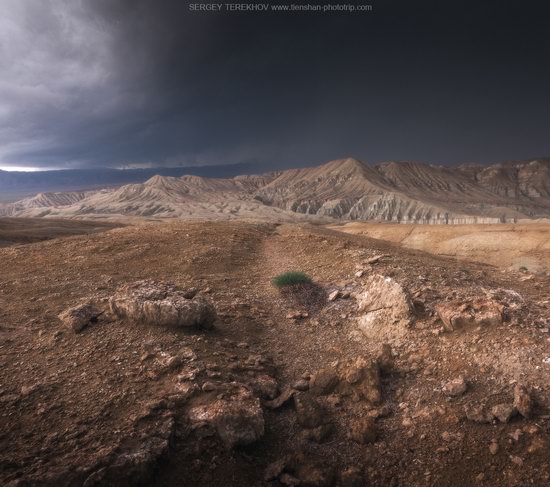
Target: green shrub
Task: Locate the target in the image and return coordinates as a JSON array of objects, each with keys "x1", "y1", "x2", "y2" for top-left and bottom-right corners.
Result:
[{"x1": 271, "y1": 271, "x2": 312, "y2": 288}]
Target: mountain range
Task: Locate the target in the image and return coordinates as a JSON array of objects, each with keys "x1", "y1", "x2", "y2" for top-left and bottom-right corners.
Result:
[{"x1": 1, "y1": 158, "x2": 549, "y2": 223}]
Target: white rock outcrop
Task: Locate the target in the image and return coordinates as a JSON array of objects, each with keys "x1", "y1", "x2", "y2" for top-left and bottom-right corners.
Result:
[
  {"x1": 356, "y1": 274, "x2": 414, "y2": 340},
  {"x1": 109, "y1": 280, "x2": 216, "y2": 329}
]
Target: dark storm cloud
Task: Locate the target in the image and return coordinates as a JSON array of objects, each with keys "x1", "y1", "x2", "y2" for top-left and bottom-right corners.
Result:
[{"x1": 1, "y1": 0, "x2": 549, "y2": 170}]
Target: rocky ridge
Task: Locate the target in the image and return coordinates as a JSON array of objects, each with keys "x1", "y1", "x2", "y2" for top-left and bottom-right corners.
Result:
[{"x1": 1, "y1": 158, "x2": 549, "y2": 223}]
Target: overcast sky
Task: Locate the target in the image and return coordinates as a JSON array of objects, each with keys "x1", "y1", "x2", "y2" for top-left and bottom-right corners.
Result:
[{"x1": 0, "y1": 0, "x2": 549, "y2": 171}]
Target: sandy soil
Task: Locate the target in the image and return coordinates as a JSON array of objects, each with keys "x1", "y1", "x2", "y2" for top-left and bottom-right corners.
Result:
[
  {"x1": 327, "y1": 222, "x2": 550, "y2": 272},
  {"x1": 1, "y1": 219, "x2": 549, "y2": 486}
]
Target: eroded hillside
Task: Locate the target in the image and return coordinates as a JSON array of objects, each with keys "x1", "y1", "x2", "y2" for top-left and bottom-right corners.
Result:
[
  {"x1": 329, "y1": 222, "x2": 550, "y2": 273},
  {"x1": 1, "y1": 158, "x2": 549, "y2": 223}
]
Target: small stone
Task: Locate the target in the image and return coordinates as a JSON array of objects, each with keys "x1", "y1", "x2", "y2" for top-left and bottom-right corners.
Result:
[
  {"x1": 510, "y1": 455, "x2": 524, "y2": 466},
  {"x1": 173, "y1": 382, "x2": 199, "y2": 401},
  {"x1": 367, "y1": 404, "x2": 392, "y2": 418},
  {"x1": 435, "y1": 298, "x2": 503, "y2": 331},
  {"x1": 309, "y1": 368, "x2": 339, "y2": 395},
  {"x1": 248, "y1": 375, "x2": 279, "y2": 399},
  {"x1": 465, "y1": 404, "x2": 492, "y2": 424},
  {"x1": 286, "y1": 311, "x2": 309, "y2": 320},
  {"x1": 201, "y1": 381, "x2": 217, "y2": 392},
  {"x1": 265, "y1": 387, "x2": 295, "y2": 409},
  {"x1": 328, "y1": 290, "x2": 340, "y2": 302},
  {"x1": 489, "y1": 440, "x2": 499, "y2": 455},
  {"x1": 365, "y1": 255, "x2": 384, "y2": 264},
  {"x1": 509, "y1": 429, "x2": 522, "y2": 442},
  {"x1": 442, "y1": 377, "x2": 468, "y2": 397},
  {"x1": 58, "y1": 302, "x2": 102, "y2": 333},
  {"x1": 292, "y1": 379, "x2": 310, "y2": 391},
  {"x1": 513, "y1": 384, "x2": 533, "y2": 418},
  {"x1": 294, "y1": 393, "x2": 325, "y2": 429},
  {"x1": 280, "y1": 473, "x2": 301, "y2": 486},
  {"x1": 20, "y1": 383, "x2": 40, "y2": 396},
  {"x1": 355, "y1": 270, "x2": 364, "y2": 278},
  {"x1": 402, "y1": 417, "x2": 414, "y2": 428},
  {"x1": 491, "y1": 403, "x2": 516, "y2": 423},
  {"x1": 188, "y1": 386, "x2": 264, "y2": 448},
  {"x1": 340, "y1": 357, "x2": 382, "y2": 404}
]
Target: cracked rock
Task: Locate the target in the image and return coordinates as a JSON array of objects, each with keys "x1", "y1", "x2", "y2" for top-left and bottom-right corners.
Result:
[
  {"x1": 110, "y1": 280, "x2": 216, "y2": 329},
  {"x1": 356, "y1": 275, "x2": 413, "y2": 339},
  {"x1": 58, "y1": 302, "x2": 103, "y2": 333},
  {"x1": 188, "y1": 386, "x2": 264, "y2": 448}
]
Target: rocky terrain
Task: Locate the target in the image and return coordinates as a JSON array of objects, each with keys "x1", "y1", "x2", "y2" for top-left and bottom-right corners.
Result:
[
  {"x1": 1, "y1": 158, "x2": 549, "y2": 223},
  {"x1": 1, "y1": 219, "x2": 549, "y2": 486}
]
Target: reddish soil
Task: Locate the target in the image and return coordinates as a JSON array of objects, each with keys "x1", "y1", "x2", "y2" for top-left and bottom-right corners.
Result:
[{"x1": 0, "y1": 219, "x2": 549, "y2": 486}]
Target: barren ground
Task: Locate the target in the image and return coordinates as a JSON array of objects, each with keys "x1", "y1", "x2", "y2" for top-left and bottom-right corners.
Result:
[
  {"x1": 327, "y1": 221, "x2": 550, "y2": 273},
  {"x1": 0, "y1": 218, "x2": 122, "y2": 247},
  {"x1": 1, "y1": 219, "x2": 549, "y2": 486}
]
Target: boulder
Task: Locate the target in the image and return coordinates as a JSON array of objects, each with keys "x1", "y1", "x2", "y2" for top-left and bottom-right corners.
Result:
[
  {"x1": 340, "y1": 357, "x2": 382, "y2": 404},
  {"x1": 356, "y1": 275, "x2": 413, "y2": 339},
  {"x1": 435, "y1": 298, "x2": 503, "y2": 332},
  {"x1": 58, "y1": 303, "x2": 103, "y2": 333},
  {"x1": 109, "y1": 280, "x2": 216, "y2": 329},
  {"x1": 188, "y1": 386, "x2": 264, "y2": 448}
]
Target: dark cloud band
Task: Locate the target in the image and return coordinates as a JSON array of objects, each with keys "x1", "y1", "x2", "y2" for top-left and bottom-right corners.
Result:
[{"x1": 0, "y1": 0, "x2": 549, "y2": 170}]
